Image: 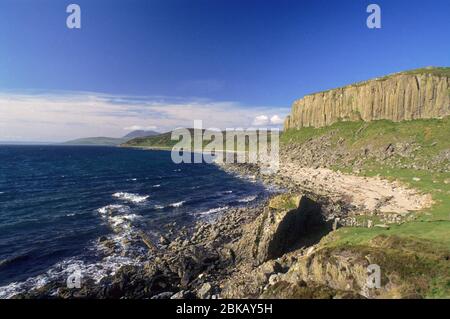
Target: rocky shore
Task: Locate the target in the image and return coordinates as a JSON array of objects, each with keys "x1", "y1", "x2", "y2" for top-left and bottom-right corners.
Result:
[
  {"x1": 11, "y1": 159, "x2": 350, "y2": 299},
  {"x1": 13, "y1": 156, "x2": 435, "y2": 299}
]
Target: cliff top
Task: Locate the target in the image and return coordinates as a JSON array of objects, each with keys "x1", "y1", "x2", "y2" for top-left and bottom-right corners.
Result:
[{"x1": 304, "y1": 66, "x2": 450, "y2": 98}]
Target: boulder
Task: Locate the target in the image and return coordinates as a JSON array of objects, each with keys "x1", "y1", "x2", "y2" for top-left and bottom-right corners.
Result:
[
  {"x1": 197, "y1": 282, "x2": 212, "y2": 299},
  {"x1": 234, "y1": 194, "x2": 329, "y2": 266}
]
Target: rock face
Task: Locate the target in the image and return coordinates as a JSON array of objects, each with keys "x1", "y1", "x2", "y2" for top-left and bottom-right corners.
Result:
[
  {"x1": 284, "y1": 69, "x2": 450, "y2": 129},
  {"x1": 234, "y1": 194, "x2": 330, "y2": 266}
]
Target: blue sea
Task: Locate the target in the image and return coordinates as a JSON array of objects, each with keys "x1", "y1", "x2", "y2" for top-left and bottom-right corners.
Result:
[{"x1": 0, "y1": 145, "x2": 271, "y2": 298}]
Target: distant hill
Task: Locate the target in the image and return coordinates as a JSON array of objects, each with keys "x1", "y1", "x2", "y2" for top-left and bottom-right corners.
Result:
[
  {"x1": 122, "y1": 131, "x2": 179, "y2": 149},
  {"x1": 0, "y1": 141, "x2": 54, "y2": 145},
  {"x1": 62, "y1": 130, "x2": 159, "y2": 146},
  {"x1": 123, "y1": 130, "x2": 158, "y2": 139},
  {"x1": 62, "y1": 137, "x2": 128, "y2": 146},
  {"x1": 122, "y1": 129, "x2": 278, "y2": 150}
]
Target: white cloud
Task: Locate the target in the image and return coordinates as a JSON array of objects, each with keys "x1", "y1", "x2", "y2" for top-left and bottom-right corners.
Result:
[
  {"x1": 270, "y1": 115, "x2": 284, "y2": 125},
  {"x1": 252, "y1": 115, "x2": 270, "y2": 126},
  {"x1": 252, "y1": 114, "x2": 285, "y2": 126},
  {"x1": 124, "y1": 125, "x2": 157, "y2": 131},
  {"x1": 0, "y1": 91, "x2": 289, "y2": 142}
]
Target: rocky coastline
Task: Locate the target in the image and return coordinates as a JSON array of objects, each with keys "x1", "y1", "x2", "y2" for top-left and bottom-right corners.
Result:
[
  {"x1": 11, "y1": 159, "x2": 354, "y2": 299},
  {"x1": 12, "y1": 154, "x2": 436, "y2": 299},
  {"x1": 12, "y1": 68, "x2": 447, "y2": 299}
]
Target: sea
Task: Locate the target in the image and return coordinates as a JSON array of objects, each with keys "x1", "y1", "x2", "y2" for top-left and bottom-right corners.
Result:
[{"x1": 0, "y1": 145, "x2": 273, "y2": 298}]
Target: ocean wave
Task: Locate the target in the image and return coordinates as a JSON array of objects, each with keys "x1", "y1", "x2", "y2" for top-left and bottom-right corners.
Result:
[
  {"x1": 198, "y1": 206, "x2": 229, "y2": 216},
  {"x1": 154, "y1": 205, "x2": 164, "y2": 210},
  {"x1": 97, "y1": 204, "x2": 130, "y2": 216},
  {"x1": 112, "y1": 192, "x2": 149, "y2": 203},
  {"x1": 0, "y1": 254, "x2": 141, "y2": 299},
  {"x1": 97, "y1": 205, "x2": 142, "y2": 232},
  {"x1": 169, "y1": 201, "x2": 185, "y2": 208},
  {"x1": 152, "y1": 184, "x2": 161, "y2": 188},
  {"x1": 3, "y1": 202, "x2": 150, "y2": 300},
  {"x1": 96, "y1": 205, "x2": 142, "y2": 257},
  {"x1": 238, "y1": 195, "x2": 257, "y2": 203},
  {"x1": 109, "y1": 214, "x2": 141, "y2": 228},
  {"x1": 0, "y1": 254, "x2": 30, "y2": 269},
  {"x1": 0, "y1": 205, "x2": 153, "y2": 300}
]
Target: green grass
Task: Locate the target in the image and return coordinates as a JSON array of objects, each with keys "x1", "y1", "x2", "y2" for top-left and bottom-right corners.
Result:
[
  {"x1": 282, "y1": 117, "x2": 450, "y2": 152},
  {"x1": 403, "y1": 66, "x2": 450, "y2": 78},
  {"x1": 281, "y1": 117, "x2": 450, "y2": 297},
  {"x1": 282, "y1": 118, "x2": 450, "y2": 241},
  {"x1": 322, "y1": 166, "x2": 450, "y2": 297},
  {"x1": 122, "y1": 131, "x2": 179, "y2": 148},
  {"x1": 268, "y1": 194, "x2": 300, "y2": 211},
  {"x1": 304, "y1": 67, "x2": 450, "y2": 96}
]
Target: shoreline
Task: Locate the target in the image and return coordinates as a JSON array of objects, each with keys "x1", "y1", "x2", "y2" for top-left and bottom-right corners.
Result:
[
  {"x1": 5, "y1": 161, "x2": 280, "y2": 299},
  {"x1": 9, "y1": 154, "x2": 357, "y2": 299},
  {"x1": 7, "y1": 150, "x2": 437, "y2": 299}
]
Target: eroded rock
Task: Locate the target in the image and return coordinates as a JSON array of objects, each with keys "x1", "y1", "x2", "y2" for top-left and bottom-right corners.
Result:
[{"x1": 234, "y1": 194, "x2": 330, "y2": 266}]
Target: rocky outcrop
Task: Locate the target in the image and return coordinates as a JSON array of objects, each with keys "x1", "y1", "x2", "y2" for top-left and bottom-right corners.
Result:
[
  {"x1": 222, "y1": 233, "x2": 448, "y2": 299},
  {"x1": 259, "y1": 234, "x2": 450, "y2": 299},
  {"x1": 284, "y1": 69, "x2": 450, "y2": 129},
  {"x1": 233, "y1": 194, "x2": 331, "y2": 266}
]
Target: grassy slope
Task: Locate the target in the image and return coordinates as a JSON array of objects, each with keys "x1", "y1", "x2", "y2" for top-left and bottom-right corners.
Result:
[
  {"x1": 122, "y1": 129, "x2": 276, "y2": 152},
  {"x1": 123, "y1": 130, "x2": 215, "y2": 149},
  {"x1": 123, "y1": 132, "x2": 176, "y2": 149},
  {"x1": 282, "y1": 117, "x2": 450, "y2": 297},
  {"x1": 404, "y1": 66, "x2": 450, "y2": 77}
]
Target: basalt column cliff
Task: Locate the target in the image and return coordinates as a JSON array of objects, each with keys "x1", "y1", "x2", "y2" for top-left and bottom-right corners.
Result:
[{"x1": 284, "y1": 68, "x2": 450, "y2": 129}]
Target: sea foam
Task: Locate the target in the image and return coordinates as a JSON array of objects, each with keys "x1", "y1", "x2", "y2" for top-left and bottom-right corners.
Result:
[
  {"x1": 169, "y1": 201, "x2": 185, "y2": 208},
  {"x1": 198, "y1": 206, "x2": 229, "y2": 216},
  {"x1": 112, "y1": 192, "x2": 149, "y2": 203},
  {"x1": 238, "y1": 195, "x2": 257, "y2": 203}
]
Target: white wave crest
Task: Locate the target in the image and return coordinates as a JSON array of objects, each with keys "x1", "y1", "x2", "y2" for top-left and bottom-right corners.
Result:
[
  {"x1": 238, "y1": 195, "x2": 257, "y2": 203},
  {"x1": 170, "y1": 201, "x2": 185, "y2": 208},
  {"x1": 0, "y1": 254, "x2": 141, "y2": 299},
  {"x1": 112, "y1": 192, "x2": 149, "y2": 203},
  {"x1": 97, "y1": 204, "x2": 130, "y2": 216},
  {"x1": 198, "y1": 206, "x2": 229, "y2": 215},
  {"x1": 109, "y1": 214, "x2": 141, "y2": 229}
]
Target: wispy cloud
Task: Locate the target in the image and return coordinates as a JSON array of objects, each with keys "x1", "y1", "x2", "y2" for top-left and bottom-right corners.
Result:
[{"x1": 0, "y1": 91, "x2": 289, "y2": 142}]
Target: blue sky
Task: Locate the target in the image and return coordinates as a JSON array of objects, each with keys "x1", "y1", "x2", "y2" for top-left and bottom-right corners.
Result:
[{"x1": 0, "y1": 0, "x2": 449, "y2": 141}]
